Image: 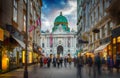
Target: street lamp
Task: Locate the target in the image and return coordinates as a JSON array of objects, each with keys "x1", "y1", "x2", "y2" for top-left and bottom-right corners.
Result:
[{"x1": 24, "y1": 0, "x2": 29, "y2": 78}]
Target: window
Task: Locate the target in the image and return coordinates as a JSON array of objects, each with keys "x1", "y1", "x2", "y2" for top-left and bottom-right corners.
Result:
[
  {"x1": 13, "y1": 0, "x2": 18, "y2": 22},
  {"x1": 33, "y1": 10, "x2": 36, "y2": 20},
  {"x1": 30, "y1": 1, "x2": 33, "y2": 15},
  {"x1": 68, "y1": 38, "x2": 70, "y2": 47},
  {"x1": 23, "y1": 15, "x2": 26, "y2": 32},
  {"x1": 107, "y1": 22, "x2": 111, "y2": 35},
  {"x1": 42, "y1": 43, "x2": 44, "y2": 48},
  {"x1": 24, "y1": 0, "x2": 27, "y2": 4},
  {"x1": 91, "y1": 15, "x2": 92, "y2": 25},
  {"x1": 98, "y1": 6, "x2": 100, "y2": 20},
  {"x1": 117, "y1": 37, "x2": 120, "y2": 43},
  {"x1": 103, "y1": 0, "x2": 105, "y2": 15},
  {"x1": 102, "y1": 26, "x2": 105, "y2": 38}
]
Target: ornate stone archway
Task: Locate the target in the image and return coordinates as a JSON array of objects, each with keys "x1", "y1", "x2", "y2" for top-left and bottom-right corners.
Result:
[{"x1": 57, "y1": 45, "x2": 63, "y2": 55}]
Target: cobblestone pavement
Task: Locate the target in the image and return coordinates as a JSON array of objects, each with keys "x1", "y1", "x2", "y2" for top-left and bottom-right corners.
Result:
[{"x1": 0, "y1": 63, "x2": 120, "y2": 78}]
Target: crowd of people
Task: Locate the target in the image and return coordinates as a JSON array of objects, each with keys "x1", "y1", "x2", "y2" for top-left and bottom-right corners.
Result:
[
  {"x1": 75, "y1": 52, "x2": 120, "y2": 77},
  {"x1": 39, "y1": 56, "x2": 73, "y2": 68},
  {"x1": 36, "y1": 53, "x2": 120, "y2": 77}
]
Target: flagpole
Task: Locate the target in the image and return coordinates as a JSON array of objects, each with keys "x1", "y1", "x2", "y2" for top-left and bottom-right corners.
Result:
[{"x1": 24, "y1": 0, "x2": 28, "y2": 78}]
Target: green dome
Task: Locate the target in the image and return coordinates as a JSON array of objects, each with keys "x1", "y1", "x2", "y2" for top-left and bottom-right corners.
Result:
[
  {"x1": 54, "y1": 12, "x2": 68, "y2": 26},
  {"x1": 52, "y1": 12, "x2": 70, "y2": 32}
]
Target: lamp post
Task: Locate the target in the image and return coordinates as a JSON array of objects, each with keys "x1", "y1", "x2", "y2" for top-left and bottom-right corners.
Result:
[{"x1": 24, "y1": 0, "x2": 29, "y2": 78}]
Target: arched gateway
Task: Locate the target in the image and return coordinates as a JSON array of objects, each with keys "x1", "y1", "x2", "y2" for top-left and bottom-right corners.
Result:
[{"x1": 57, "y1": 45, "x2": 63, "y2": 55}]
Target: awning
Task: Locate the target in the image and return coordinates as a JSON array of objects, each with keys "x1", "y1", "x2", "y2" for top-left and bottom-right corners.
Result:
[
  {"x1": 81, "y1": 51, "x2": 87, "y2": 56},
  {"x1": 94, "y1": 42, "x2": 110, "y2": 53},
  {"x1": 12, "y1": 36, "x2": 25, "y2": 49}
]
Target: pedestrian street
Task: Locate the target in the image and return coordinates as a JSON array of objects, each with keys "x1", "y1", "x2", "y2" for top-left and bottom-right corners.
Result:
[{"x1": 0, "y1": 63, "x2": 120, "y2": 78}]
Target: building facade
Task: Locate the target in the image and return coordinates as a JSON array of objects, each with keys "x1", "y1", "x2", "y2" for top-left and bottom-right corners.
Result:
[
  {"x1": 40, "y1": 12, "x2": 77, "y2": 57},
  {"x1": 106, "y1": 0, "x2": 120, "y2": 63},
  {"x1": 0, "y1": 0, "x2": 42, "y2": 73},
  {"x1": 77, "y1": 0, "x2": 115, "y2": 59}
]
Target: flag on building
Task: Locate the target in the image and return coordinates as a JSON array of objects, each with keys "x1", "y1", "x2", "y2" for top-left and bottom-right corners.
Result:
[
  {"x1": 36, "y1": 17, "x2": 41, "y2": 27},
  {"x1": 29, "y1": 25, "x2": 35, "y2": 32}
]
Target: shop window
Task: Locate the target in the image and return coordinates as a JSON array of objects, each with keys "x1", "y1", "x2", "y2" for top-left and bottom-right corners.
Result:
[
  {"x1": 113, "y1": 46, "x2": 116, "y2": 55},
  {"x1": 113, "y1": 38, "x2": 116, "y2": 44},
  {"x1": 117, "y1": 36, "x2": 120, "y2": 43}
]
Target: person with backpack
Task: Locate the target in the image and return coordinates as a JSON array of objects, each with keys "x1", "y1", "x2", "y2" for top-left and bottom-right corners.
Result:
[{"x1": 68, "y1": 56, "x2": 72, "y2": 68}]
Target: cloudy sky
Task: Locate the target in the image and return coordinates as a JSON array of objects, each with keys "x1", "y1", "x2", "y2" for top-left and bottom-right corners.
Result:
[{"x1": 41, "y1": 0, "x2": 77, "y2": 32}]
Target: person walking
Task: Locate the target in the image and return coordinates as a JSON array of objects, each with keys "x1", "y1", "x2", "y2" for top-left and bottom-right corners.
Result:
[
  {"x1": 57, "y1": 57, "x2": 60, "y2": 68},
  {"x1": 40, "y1": 56, "x2": 43, "y2": 68},
  {"x1": 60, "y1": 57, "x2": 63, "y2": 67},
  {"x1": 43, "y1": 57, "x2": 47, "y2": 67},
  {"x1": 52, "y1": 56, "x2": 56, "y2": 67},
  {"x1": 64, "y1": 57, "x2": 67, "y2": 68},
  {"x1": 47, "y1": 57, "x2": 51, "y2": 68},
  {"x1": 87, "y1": 55, "x2": 93, "y2": 76},
  {"x1": 68, "y1": 56, "x2": 72, "y2": 68},
  {"x1": 94, "y1": 53, "x2": 102, "y2": 75},
  {"x1": 116, "y1": 52, "x2": 120, "y2": 72},
  {"x1": 101, "y1": 57, "x2": 106, "y2": 71},
  {"x1": 107, "y1": 56, "x2": 114, "y2": 72},
  {"x1": 76, "y1": 56, "x2": 83, "y2": 78},
  {"x1": 73, "y1": 56, "x2": 77, "y2": 67}
]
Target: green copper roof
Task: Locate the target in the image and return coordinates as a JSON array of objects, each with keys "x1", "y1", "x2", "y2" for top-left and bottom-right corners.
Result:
[
  {"x1": 52, "y1": 12, "x2": 70, "y2": 32},
  {"x1": 54, "y1": 12, "x2": 68, "y2": 26}
]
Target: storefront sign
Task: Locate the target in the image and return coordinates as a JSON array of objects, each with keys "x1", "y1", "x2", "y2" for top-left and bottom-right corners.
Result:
[{"x1": 0, "y1": 28, "x2": 4, "y2": 41}]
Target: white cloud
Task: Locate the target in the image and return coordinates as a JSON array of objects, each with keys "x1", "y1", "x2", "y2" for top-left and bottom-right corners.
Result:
[{"x1": 41, "y1": 0, "x2": 77, "y2": 32}]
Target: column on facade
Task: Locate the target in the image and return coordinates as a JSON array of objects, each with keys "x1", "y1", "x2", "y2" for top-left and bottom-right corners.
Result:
[
  {"x1": 47, "y1": 37, "x2": 48, "y2": 47},
  {"x1": 65, "y1": 38, "x2": 67, "y2": 47},
  {"x1": 100, "y1": 28, "x2": 102, "y2": 39},
  {"x1": 53, "y1": 37, "x2": 54, "y2": 47},
  {"x1": 100, "y1": 0, "x2": 103, "y2": 17},
  {"x1": 44, "y1": 37, "x2": 45, "y2": 48},
  {"x1": 75, "y1": 37, "x2": 76, "y2": 48},
  {"x1": 64, "y1": 37, "x2": 65, "y2": 47},
  {"x1": 105, "y1": 24, "x2": 108, "y2": 37},
  {"x1": 92, "y1": 32, "x2": 94, "y2": 43},
  {"x1": 96, "y1": 5, "x2": 100, "y2": 22},
  {"x1": 88, "y1": 34, "x2": 90, "y2": 44},
  {"x1": 72, "y1": 37, "x2": 73, "y2": 47},
  {"x1": 95, "y1": 33, "x2": 97, "y2": 41}
]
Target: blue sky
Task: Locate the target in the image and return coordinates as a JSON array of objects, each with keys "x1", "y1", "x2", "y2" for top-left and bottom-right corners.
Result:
[{"x1": 41, "y1": 0, "x2": 77, "y2": 32}]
